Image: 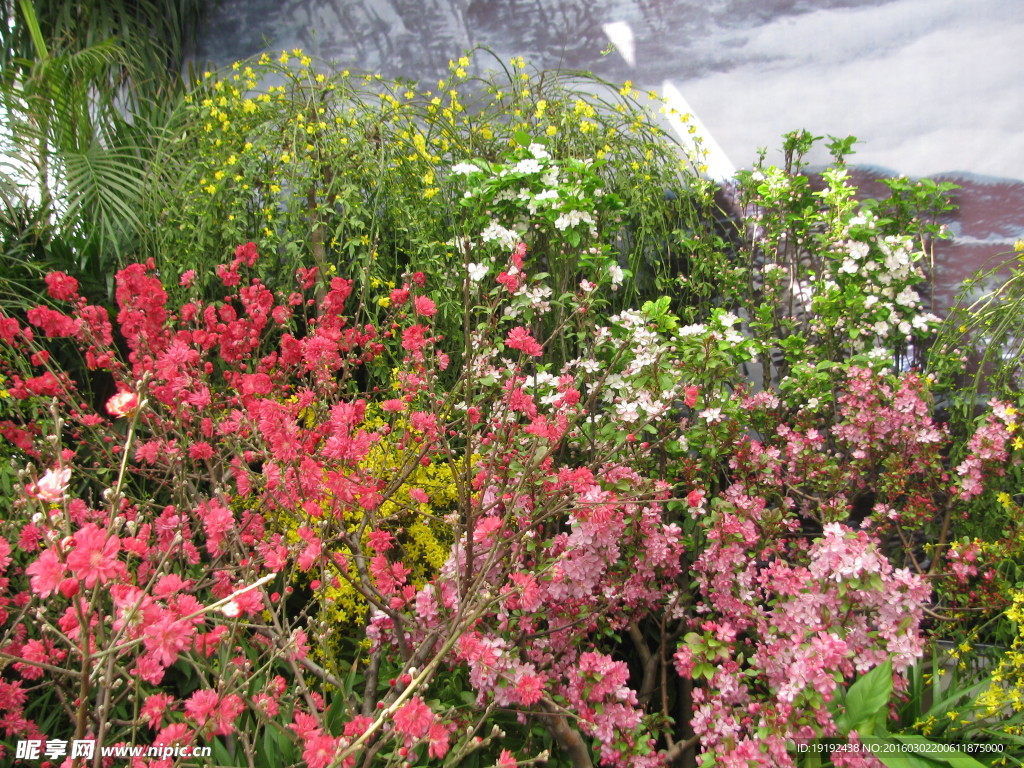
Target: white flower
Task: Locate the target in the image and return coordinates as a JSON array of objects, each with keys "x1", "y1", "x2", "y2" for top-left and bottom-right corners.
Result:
[
  {"x1": 528, "y1": 143, "x2": 551, "y2": 160},
  {"x1": 840, "y1": 258, "x2": 858, "y2": 274},
  {"x1": 480, "y1": 221, "x2": 519, "y2": 250},
  {"x1": 616, "y1": 401, "x2": 641, "y2": 423},
  {"x1": 468, "y1": 262, "x2": 489, "y2": 282},
  {"x1": 554, "y1": 210, "x2": 595, "y2": 231},
  {"x1": 677, "y1": 324, "x2": 707, "y2": 337},
  {"x1": 699, "y1": 407, "x2": 724, "y2": 423},
  {"x1": 894, "y1": 287, "x2": 919, "y2": 307},
  {"x1": 451, "y1": 162, "x2": 480, "y2": 175},
  {"x1": 848, "y1": 241, "x2": 870, "y2": 260},
  {"x1": 514, "y1": 158, "x2": 543, "y2": 175},
  {"x1": 580, "y1": 279, "x2": 596, "y2": 292},
  {"x1": 717, "y1": 312, "x2": 739, "y2": 327},
  {"x1": 609, "y1": 264, "x2": 624, "y2": 285}
]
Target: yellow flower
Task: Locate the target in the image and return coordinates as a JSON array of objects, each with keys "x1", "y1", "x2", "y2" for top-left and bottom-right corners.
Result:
[
  {"x1": 545, "y1": 125, "x2": 558, "y2": 136},
  {"x1": 377, "y1": 297, "x2": 391, "y2": 308},
  {"x1": 278, "y1": 51, "x2": 290, "y2": 65},
  {"x1": 204, "y1": 184, "x2": 216, "y2": 195},
  {"x1": 281, "y1": 152, "x2": 291, "y2": 164}
]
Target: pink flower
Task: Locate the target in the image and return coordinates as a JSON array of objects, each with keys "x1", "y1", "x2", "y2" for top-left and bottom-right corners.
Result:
[
  {"x1": 505, "y1": 326, "x2": 543, "y2": 357},
  {"x1": 29, "y1": 467, "x2": 70, "y2": 503},
  {"x1": 66, "y1": 524, "x2": 122, "y2": 587},
  {"x1": 44, "y1": 271, "x2": 79, "y2": 301},
  {"x1": 409, "y1": 487, "x2": 429, "y2": 504},
  {"x1": 393, "y1": 696, "x2": 433, "y2": 739},
  {"x1": 179, "y1": 269, "x2": 196, "y2": 287},
  {"x1": 684, "y1": 385, "x2": 699, "y2": 408},
  {"x1": 413, "y1": 295, "x2": 437, "y2": 317},
  {"x1": 497, "y1": 749, "x2": 518, "y2": 768},
  {"x1": 428, "y1": 721, "x2": 451, "y2": 759},
  {"x1": 142, "y1": 613, "x2": 195, "y2": 667},
  {"x1": 234, "y1": 241, "x2": 259, "y2": 267},
  {"x1": 106, "y1": 390, "x2": 139, "y2": 417},
  {"x1": 302, "y1": 733, "x2": 339, "y2": 768},
  {"x1": 25, "y1": 549, "x2": 65, "y2": 596},
  {"x1": 140, "y1": 692, "x2": 175, "y2": 729},
  {"x1": 515, "y1": 673, "x2": 545, "y2": 705}
]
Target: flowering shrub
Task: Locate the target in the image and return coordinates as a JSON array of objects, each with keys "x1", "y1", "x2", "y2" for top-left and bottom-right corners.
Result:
[
  {"x1": 2, "y1": 226, "x2": 1015, "y2": 767},
  {"x1": 146, "y1": 49, "x2": 725, "y2": 336},
  {"x1": 2, "y1": 64, "x2": 1021, "y2": 767},
  {"x1": 732, "y1": 132, "x2": 954, "y2": 404}
]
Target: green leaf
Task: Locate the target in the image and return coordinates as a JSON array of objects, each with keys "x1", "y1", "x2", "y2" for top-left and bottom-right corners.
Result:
[
  {"x1": 212, "y1": 737, "x2": 237, "y2": 766},
  {"x1": 261, "y1": 726, "x2": 280, "y2": 765},
  {"x1": 513, "y1": 129, "x2": 532, "y2": 147},
  {"x1": 839, "y1": 660, "x2": 892, "y2": 734},
  {"x1": 19, "y1": 0, "x2": 49, "y2": 61}
]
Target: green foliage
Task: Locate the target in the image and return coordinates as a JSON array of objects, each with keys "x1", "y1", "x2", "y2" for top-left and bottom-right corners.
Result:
[
  {"x1": 0, "y1": 0, "x2": 204, "y2": 300},
  {"x1": 143, "y1": 49, "x2": 726, "y2": 343},
  {"x1": 731, "y1": 132, "x2": 957, "y2": 404}
]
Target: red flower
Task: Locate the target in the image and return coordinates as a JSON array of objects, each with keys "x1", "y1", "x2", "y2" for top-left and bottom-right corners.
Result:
[
  {"x1": 234, "y1": 241, "x2": 259, "y2": 267},
  {"x1": 25, "y1": 550, "x2": 65, "y2": 597},
  {"x1": 401, "y1": 324, "x2": 429, "y2": 353},
  {"x1": 66, "y1": 524, "x2": 121, "y2": 587},
  {"x1": 413, "y1": 295, "x2": 437, "y2": 317},
  {"x1": 106, "y1": 390, "x2": 138, "y2": 417},
  {"x1": 296, "y1": 266, "x2": 318, "y2": 290},
  {"x1": 684, "y1": 385, "x2": 699, "y2": 408},
  {"x1": 505, "y1": 326, "x2": 543, "y2": 357},
  {"x1": 302, "y1": 733, "x2": 339, "y2": 768},
  {"x1": 393, "y1": 696, "x2": 433, "y2": 739},
  {"x1": 44, "y1": 272, "x2": 79, "y2": 301},
  {"x1": 428, "y1": 721, "x2": 451, "y2": 758}
]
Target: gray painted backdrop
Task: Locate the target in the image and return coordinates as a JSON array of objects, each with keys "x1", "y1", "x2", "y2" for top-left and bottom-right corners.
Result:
[{"x1": 195, "y1": 0, "x2": 1024, "y2": 303}]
